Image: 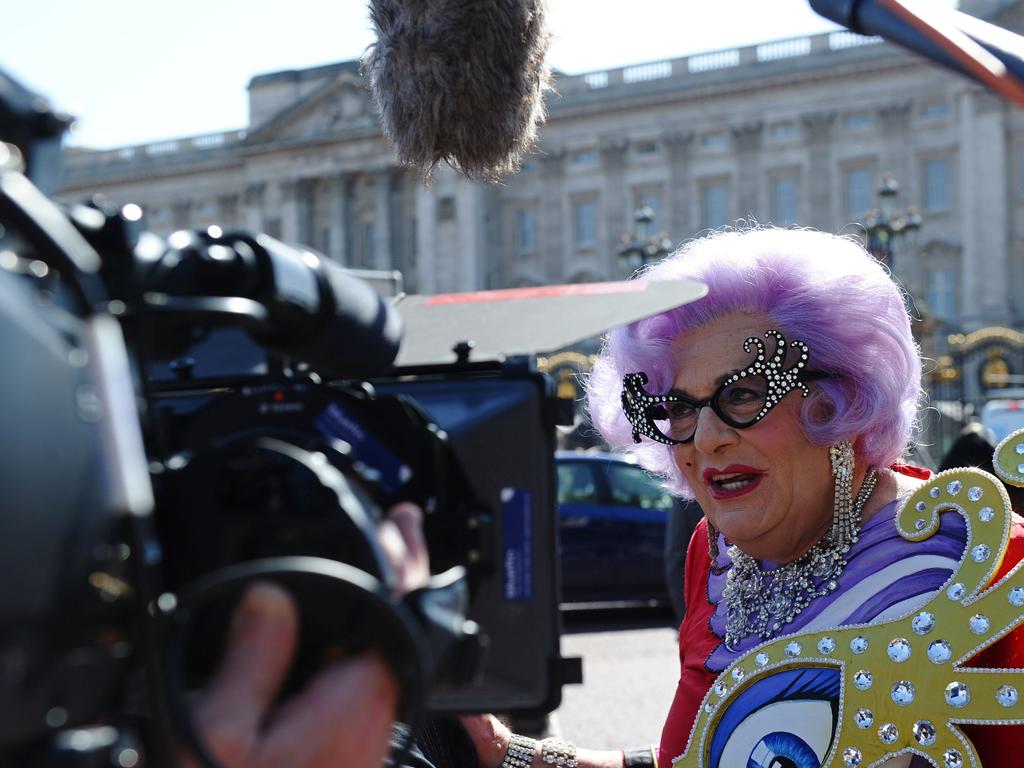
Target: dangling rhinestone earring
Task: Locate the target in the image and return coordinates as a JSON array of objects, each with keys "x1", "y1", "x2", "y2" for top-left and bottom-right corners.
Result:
[{"x1": 829, "y1": 440, "x2": 855, "y2": 548}]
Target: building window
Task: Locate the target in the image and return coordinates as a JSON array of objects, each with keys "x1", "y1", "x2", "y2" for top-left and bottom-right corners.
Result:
[
  {"x1": 843, "y1": 112, "x2": 873, "y2": 130},
  {"x1": 571, "y1": 150, "x2": 596, "y2": 165},
  {"x1": 635, "y1": 140, "x2": 659, "y2": 155},
  {"x1": 845, "y1": 168, "x2": 873, "y2": 219},
  {"x1": 438, "y1": 196, "x2": 456, "y2": 221},
  {"x1": 769, "y1": 121, "x2": 797, "y2": 140},
  {"x1": 701, "y1": 181, "x2": 729, "y2": 230},
  {"x1": 920, "y1": 101, "x2": 949, "y2": 119},
  {"x1": 701, "y1": 131, "x2": 728, "y2": 149},
  {"x1": 573, "y1": 198, "x2": 598, "y2": 247},
  {"x1": 770, "y1": 176, "x2": 799, "y2": 226},
  {"x1": 926, "y1": 267, "x2": 957, "y2": 323},
  {"x1": 922, "y1": 157, "x2": 951, "y2": 211},
  {"x1": 514, "y1": 206, "x2": 536, "y2": 253}
]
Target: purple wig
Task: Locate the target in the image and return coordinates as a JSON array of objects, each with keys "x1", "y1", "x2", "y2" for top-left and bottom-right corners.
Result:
[{"x1": 586, "y1": 227, "x2": 923, "y2": 495}]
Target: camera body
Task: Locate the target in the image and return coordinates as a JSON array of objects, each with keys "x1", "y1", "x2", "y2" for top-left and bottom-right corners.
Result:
[{"x1": 0, "y1": 68, "x2": 577, "y2": 764}]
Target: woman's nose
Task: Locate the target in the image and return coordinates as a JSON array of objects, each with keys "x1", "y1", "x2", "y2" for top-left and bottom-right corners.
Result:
[{"x1": 691, "y1": 405, "x2": 740, "y2": 454}]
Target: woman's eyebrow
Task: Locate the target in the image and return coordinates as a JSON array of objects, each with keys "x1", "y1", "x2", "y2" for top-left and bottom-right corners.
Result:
[{"x1": 667, "y1": 369, "x2": 742, "y2": 400}]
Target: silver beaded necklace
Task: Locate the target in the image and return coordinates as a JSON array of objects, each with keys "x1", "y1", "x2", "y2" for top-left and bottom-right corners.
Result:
[{"x1": 721, "y1": 443, "x2": 878, "y2": 649}]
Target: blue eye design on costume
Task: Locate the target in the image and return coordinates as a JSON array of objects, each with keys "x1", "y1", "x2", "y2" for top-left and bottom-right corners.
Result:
[{"x1": 708, "y1": 667, "x2": 840, "y2": 768}]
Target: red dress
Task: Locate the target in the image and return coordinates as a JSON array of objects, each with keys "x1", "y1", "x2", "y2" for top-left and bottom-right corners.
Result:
[{"x1": 657, "y1": 514, "x2": 1024, "y2": 767}]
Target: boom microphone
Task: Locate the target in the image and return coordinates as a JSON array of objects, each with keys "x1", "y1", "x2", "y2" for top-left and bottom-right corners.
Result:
[{"x1": 364, "y1": 0, "x2": 553, "y2": 182}]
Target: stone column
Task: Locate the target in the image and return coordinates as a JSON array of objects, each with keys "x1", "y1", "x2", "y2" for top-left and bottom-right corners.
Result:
[
  {"x1": 663, "y1": 130, "x2": 694, "y2": 240},
  {"x1": 878, "y1": 102, "x2": 913, "y2": 186},
  {"x1": 959, "y1": 90, "x2": 1009, "y2": 328},
  {"x1": 801, "y1": 111, "x2": 836, "y2": 231},
  {"x1": 327, "y1": 174, "x2": 352, "y2": 265},
  {"x1": 731, "y1": 121, "x2": 764, "y2": 220},
  {"x1": 539, "y1": 149, "x2": 566, "y2": 283},
  {"x1": 454, "y1": 180, "x2": 484, "y2": 291},
  {"x1": 373, "y1": 170, "x2": 393, "y2": 270},
  {"x1": 243, "y1": 182, "x2": 265, "y2": 232},
  {"x1": 414, "y1": 182, "x2": 437, "y2": 294},
  {"x1": 600, "y1": 137, "x2": 629, "y2": 279},
  {"x1": 279, "y1": 179, "x2": 300, "y2": 244},
  {"x1": 216, "y1": 192, "x2": 239, "y2": 229},
  {"x1": 171, "y1": 199, "x2": 193, "y2": 230}
]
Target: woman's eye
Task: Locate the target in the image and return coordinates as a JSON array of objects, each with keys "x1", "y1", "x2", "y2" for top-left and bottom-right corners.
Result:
[
  {"x1": 666, "y1": 403, "x2": 697, "y2": 421},
  {"x1": 724, "y1": 386, "x2": 761, "y2": 404}
]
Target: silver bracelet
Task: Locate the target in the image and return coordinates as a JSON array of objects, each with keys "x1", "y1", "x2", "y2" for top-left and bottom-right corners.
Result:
[
  {"x1": 500, "y1": 734, "x2": 538, "y2": 768},
  {"x1": 541, "y1": 738, "x2": 578, "y2": 767}
]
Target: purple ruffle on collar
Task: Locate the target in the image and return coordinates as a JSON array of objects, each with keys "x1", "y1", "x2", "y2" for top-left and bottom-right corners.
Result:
[{"x1": 705, "y1": 499, "x2": 968, "y2": 673}]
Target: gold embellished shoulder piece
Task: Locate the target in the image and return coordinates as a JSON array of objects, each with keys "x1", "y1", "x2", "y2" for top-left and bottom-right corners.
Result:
[{"x1": 672, "y1": 428, "x2": 1024, "y2": 768}]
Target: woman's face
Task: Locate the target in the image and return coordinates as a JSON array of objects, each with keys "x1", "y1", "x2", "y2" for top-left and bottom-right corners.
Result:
[{"x1": 671, "y1": 311, "x2": 834, "y2": 563}]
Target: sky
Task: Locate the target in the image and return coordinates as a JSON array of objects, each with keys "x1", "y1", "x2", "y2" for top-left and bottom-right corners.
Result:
[{"x1": 2, "y1": 1, "x2": 952, "y2": 149}]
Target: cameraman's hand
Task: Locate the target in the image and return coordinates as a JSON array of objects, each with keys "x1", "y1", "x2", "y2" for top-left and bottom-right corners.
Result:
[{"x1": 185, "y1": 503, "x2": 430, "y2": 768}]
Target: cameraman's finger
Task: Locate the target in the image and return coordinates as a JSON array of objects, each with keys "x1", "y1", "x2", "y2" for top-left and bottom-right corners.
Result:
[
  {"x1": 193, "y1": 582, "x2": 298, "y2": 752},
  {"x1": 383, "y1": 502, "x2": 430, "y2": 593},
  {"x1": 263, "y1": 652, "x2": 399, "y2": 767}
]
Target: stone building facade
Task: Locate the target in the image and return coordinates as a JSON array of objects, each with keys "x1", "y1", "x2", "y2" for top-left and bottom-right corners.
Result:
[{"x1": 58, "y1": 1, "x2": 1024, "y2": 341}]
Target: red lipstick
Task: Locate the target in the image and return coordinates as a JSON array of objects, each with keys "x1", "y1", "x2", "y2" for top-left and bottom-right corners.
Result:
[{"x1": 703, "y1": 465, "x2": 765, "y2": 500}]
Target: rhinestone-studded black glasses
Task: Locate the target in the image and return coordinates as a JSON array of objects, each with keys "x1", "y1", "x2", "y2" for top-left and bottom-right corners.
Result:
[{"x1": 621, "y1": 330, "x2": 822, "y2": 445}]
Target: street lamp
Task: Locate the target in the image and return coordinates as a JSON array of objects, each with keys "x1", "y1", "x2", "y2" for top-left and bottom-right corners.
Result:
[
  {"x1": 618, "y1": 206, "x2": 674, "y2": 275},
  {"x1": 862, "y1": 172, "x2": 922, "y2": 272}
]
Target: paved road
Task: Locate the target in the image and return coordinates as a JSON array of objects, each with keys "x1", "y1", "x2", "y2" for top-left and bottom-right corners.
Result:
[{"x1": 548, "y1": 609, "x2": 681, "y2": 751}]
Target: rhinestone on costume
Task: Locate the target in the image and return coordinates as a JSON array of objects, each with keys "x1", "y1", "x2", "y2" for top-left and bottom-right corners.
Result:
[
  {"x1": 947, "y1": 480, "x2": 963, "y2": 495},
  {"x1": 854, "y1": 708, "x2": 874, "y2": 729},
  {"x1": 842, "y1": 747, "x2": 862, "y2": 767},
  {"x1": 851, "y1": 636, "x2": 868, "y2": 654},
  {"x1": 892, "y1": 680, "x2": 915, "y2": 705},
  {"x1": 947, "y1": 582, "x2": 966, "y2": 601},
  {"x1": 970, "y1": 614, "x2": 991, "y2": 634},
  {"x1": 930, "y1": 486, "x2": 941, "y2": 498},
  {"x1": 1011, "y1": 587, "x2": 1024, "y2": 607},
  {"x1": 997, "y1": 685, "x2": 1019, "y2": 707},
  {"x1": 877, "y1": 723, "x2": 899, "y2": 744},
  {"x1": 818, "y1": 636, "x2": 836, "y2": 654},
  {"x1": 888, "y1": 638, "x2": 912, "y2": 663},
  {"x1": 945, "y1": 681, "x2": 970, "y2": 708},
  {"x1": 912, "y1": 611, "x2": 935, "y2": 635},
  {"x1": 785, "y1": 641, "x2": 802, "y2": 658},
  {"x1": 928, "y1": 640, "x2": 953, "y2": 664},
  {"x1": 714, "y1": 680, "x2": 728, "y2": 697},
  {"x1": 913, "y1": 720, "x2": 937, "y2": 747},
  {"x1": 1019, "y1": 463, "x2": 1024, "y2": 474},
  {"x1": 979, "y1": 506, "x2": 995, "y2": 522},
  {"x1": 755, "y1": 652, "x2": 770, "y2": 667},
  {"x1": 854, "y1": 670, "x2": 873, "y2": 691},
  {"x1": 915, "y1": 500, "x2": 927, "y2": 513},
  {"x1": 731, "y1": 667, "x2": 745, "y2": 682},
  {"x1": 915, "y1": 518, "x2": 927, "y2": 531},
  {"x1": 972, "y1": 544, "x2": 991, "y2": 563},
  {"x1": 704, "y1": 702, "x2": 714, "y2": 713},
  {"x1": 1017, "y1": 443, "x2": 1024, "y2": 455},
  {"x1": 967, "y1": 486, "x2": 983, "y2": 502},
  {"x1": 943, "y1": 749, "x2": 964, "y2": 768}
]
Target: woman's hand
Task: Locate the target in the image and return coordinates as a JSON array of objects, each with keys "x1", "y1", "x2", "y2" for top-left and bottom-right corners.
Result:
[
  {"x1": 184, "y1": 503, "x2": 431, "y2": 768},
  {"x1": 459, "y1": 714, "x2": 515, "y2": 768}
]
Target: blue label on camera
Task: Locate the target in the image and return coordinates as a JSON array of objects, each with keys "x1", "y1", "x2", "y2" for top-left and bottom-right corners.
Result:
[
  {"x1": 314, "y1": 403, "x2": 407, "y2": 496},
  {"x1": 501, "y1": 488, "x2": 533, "y2": 601}
]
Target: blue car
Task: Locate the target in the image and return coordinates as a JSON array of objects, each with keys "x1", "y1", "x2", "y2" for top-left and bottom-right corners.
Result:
[{"x1": 556, "y1": 451, "x2": 676, "y2": 607}]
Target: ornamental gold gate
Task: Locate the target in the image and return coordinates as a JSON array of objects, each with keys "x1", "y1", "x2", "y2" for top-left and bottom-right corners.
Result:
[{"x1": 928, "y1": 327, "x2": 1024, "y2": 462}]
